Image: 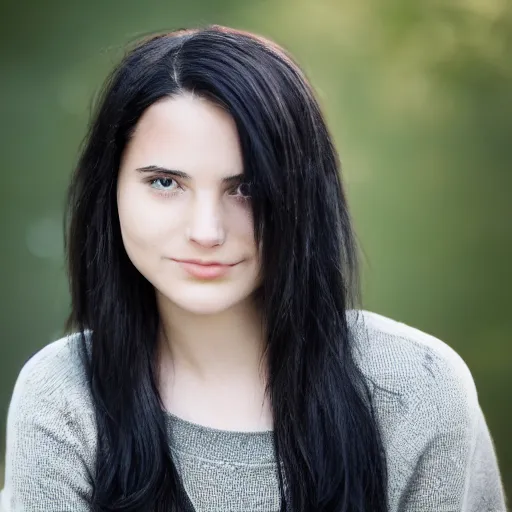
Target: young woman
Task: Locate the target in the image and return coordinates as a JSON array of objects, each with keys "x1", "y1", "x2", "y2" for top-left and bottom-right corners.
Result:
[{"x1": 1, "y1": 25, "x2": 507, "y2": 512}]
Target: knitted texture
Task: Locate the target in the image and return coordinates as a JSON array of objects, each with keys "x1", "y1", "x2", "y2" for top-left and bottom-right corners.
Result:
[{"x1": 1, "y1": 310, "x2": 507, "y2": 511}]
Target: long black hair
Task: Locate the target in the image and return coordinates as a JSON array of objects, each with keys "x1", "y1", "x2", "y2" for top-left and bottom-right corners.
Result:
[{"x1": 65, "y1": 25, "x2": 388, "y2": 512}]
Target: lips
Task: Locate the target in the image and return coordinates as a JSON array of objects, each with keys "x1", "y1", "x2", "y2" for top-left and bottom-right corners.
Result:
[
  {"x1": 176, "y1": 259, "x2": 234, "y2": 266},
  {"x1": 171, "y1": 259, "x2": 238, "y2": 279}
]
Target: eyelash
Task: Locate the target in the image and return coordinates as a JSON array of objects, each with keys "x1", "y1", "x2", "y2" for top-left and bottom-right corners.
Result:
[
  {"x1": 146, "y1": 175, "x2": 251, "y2": 201},
  {"x1": 148, "y1": 176, "x2": 182, "y2": 197}
]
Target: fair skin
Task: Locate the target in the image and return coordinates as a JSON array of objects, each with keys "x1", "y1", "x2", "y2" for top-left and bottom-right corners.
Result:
[{"x1": 117, "y1": 93, "x2": 272, "y2": 432}]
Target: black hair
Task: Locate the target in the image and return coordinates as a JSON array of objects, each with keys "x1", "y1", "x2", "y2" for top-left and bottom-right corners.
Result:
[{"x1": 65, "y1": 24, "x2": 388, "y2": 511}]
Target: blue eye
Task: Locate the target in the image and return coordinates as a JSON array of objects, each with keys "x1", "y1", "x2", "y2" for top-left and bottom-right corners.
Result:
[{"x1": 151, "y1": 177, "x2": 177, "y2": 191}]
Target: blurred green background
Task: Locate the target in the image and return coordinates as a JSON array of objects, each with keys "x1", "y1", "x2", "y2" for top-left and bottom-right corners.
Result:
[{"x1": 1, "y1": 0, "x2": 510, "y2": 501}]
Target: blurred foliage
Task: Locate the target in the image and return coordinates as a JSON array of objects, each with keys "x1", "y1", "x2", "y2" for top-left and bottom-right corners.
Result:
[{"x1": 0, "y1": 0, "x2": 510, "y2": 499}]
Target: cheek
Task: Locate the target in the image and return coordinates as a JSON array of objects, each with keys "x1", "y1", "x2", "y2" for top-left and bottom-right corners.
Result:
[
  {"x1": 228, "y1": 202, "x2": 255, "y2": 242},
  {"x1": 117, "y1": 183, "x2": 181, "y2": 252}
]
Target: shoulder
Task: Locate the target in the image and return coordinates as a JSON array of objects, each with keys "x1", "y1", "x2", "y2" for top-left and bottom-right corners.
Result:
[
  {"x1": 347, "y1": 309, "x2": 479, "y2": 427},
  {"x1": 7, "y1": 332, "x2": 94, "y2": 426},
  {"x1": 2, "y1": 334, "x2": 97, "y2": 507},
  {"x1": 347, "y1": 311, "x2": 508, "y2": 509}
]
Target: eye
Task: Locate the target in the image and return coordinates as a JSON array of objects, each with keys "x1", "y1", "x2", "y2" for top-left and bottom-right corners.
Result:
[
  {"x1": 150, "y1": 177, "x2": 178, "y2": 191},
  {"x1": 230, "y1": 182, "x2": 251, "y2": 198}
]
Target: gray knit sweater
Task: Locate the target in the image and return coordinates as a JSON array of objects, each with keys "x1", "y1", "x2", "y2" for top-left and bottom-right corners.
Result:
[{"x1": 1, "y1": 310, "x2": 507, "y2": 511}]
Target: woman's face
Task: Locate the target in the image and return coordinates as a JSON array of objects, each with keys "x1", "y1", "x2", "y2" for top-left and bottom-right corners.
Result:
[{"x1": 117, "y1": 94, "x2": 261, "y2": 315}]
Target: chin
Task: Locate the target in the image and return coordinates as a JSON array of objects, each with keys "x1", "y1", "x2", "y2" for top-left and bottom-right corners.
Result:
[
  {"x1": 177, "y1": 300, "x2": 233, "y2": 316},
  {"x1": 160, "y1": 285, "x2": 253, "y2": 316}
]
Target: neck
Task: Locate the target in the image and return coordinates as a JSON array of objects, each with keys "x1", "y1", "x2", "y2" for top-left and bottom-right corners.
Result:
[{"x1": 157, "y1": 293, "x2": 267, "y2": 383}]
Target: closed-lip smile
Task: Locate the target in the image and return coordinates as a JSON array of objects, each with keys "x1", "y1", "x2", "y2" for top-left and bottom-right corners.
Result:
[
  {"x1": 170, "y1": 258, "x2": 240, "y2": 279},
  {"x1": 172, "y1": 258, "x2": 237, "y2": 267}
]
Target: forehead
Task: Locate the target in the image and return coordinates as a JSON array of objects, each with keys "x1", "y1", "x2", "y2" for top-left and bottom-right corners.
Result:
[{"x1": 122, "y1": 94, "x2": 243, "y2": 179}]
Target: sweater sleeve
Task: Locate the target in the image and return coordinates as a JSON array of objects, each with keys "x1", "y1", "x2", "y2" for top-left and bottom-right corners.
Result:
[
  {"x1": 464, "y1": 408, "x2": 508, "y2": 511},
  {"x1": 1, "y1": 343, "x2": 95, "y2": 511},
  {"x1": 396, "y1": 352, "x2": 507, "y2": 512}
]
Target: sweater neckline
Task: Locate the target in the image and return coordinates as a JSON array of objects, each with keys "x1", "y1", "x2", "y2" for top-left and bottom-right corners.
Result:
[{"x1": 164, "y1": 410, "x2": 276, "y2": 464}]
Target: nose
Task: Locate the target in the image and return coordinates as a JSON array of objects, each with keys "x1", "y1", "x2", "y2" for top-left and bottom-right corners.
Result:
[{"x1": 185, "y1": 195, "x2": 226, "y2": 247}]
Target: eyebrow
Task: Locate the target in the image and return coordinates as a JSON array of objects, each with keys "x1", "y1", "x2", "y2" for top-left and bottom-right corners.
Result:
[{"x1": 136, "y1": 165, "x2": 245, "y2": 184}]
